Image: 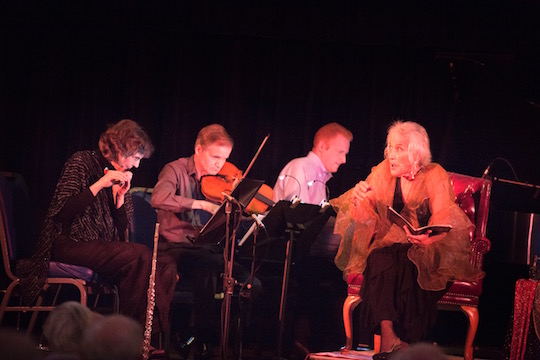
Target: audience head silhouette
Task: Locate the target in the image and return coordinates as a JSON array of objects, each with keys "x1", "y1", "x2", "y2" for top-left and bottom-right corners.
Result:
[
  {"x1": 80, "y1": 314, "x2": 143, "y2": 360},
  {"x1": 43, "y1": 301, "x2": 101, "y2": 356}
]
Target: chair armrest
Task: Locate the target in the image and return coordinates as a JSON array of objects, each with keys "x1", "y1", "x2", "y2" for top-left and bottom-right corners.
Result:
[{"x1": 470, "y1": 236, "x2": 491, "y2": 269}]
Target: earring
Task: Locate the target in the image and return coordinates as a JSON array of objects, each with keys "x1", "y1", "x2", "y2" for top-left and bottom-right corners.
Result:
[{"x1": 410, "y1": 162, "x2": 419, "y2": 180}]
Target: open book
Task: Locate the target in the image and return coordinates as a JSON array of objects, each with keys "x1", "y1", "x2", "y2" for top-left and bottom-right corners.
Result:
[{"x1": 387, "y1": 206, "x2": 452, "y2": 236}]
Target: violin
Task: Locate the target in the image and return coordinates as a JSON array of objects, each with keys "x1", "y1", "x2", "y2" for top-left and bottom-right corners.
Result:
[
  {"x1": 200, "y1": 161, "x2": 274, "y2": 215},
  {"x1": 200, "y1": 162, "x2": 242, "y2": 203}
]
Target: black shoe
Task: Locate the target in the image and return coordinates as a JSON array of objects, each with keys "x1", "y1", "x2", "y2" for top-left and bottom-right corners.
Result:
[
  {"x1": 373, "y1": 351, "x2": 392, "y2": 360},
  {"x1": 372, "y1": 338, "x2": 403, "y2": 360},
  {"x1": 173, "y1": 333, "x2": 213, "y2": 360},
  {"x1": 194, "y1": 341, "x2": 213, "y2": 360},
  {"x1": 172, "y1": 332, "x2": 195, "y2": 359}
]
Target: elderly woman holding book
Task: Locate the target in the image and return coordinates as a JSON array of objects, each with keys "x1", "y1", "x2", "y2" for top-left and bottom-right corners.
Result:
[{"x1": 331, "y1": 120, "x2": 483, "y2": 359}]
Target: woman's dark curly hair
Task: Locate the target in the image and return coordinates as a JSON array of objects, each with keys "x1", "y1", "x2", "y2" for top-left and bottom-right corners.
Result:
[{"x1": 98, "y1": 119, "x2": 154, "y2": 162}]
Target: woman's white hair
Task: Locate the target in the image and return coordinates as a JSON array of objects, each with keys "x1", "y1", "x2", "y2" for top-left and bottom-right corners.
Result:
[{"x1": 384, "y1": 120, "x2": 432, "y2": 170}]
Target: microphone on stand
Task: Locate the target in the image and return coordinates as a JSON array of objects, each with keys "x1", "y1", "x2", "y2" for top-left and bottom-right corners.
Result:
[
  {"x1": 222, "y1": 192, "x2": 243, "y2": 207},
  {"x1": 481, "y1": 164, "x2": 491, "y2": 179},
  {"x1": 278, "y1": 174, "x2": 302, "y2": 202},
  {"x1": 308, "y1": 179, "x2": 330, "y2": 202}
]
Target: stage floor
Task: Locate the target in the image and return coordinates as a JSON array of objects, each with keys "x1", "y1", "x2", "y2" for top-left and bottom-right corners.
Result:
[
  {"x1": 307, "y1": 350, "x2": 492, "y2": 360},
  {"x1": 166, "y1": 346, "x2": 498, "y2": 360}
]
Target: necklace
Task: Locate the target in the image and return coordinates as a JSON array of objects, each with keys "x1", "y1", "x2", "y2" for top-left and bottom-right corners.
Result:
[{"x1": 400, "y1": 176, "x2": 415, "y2": 205}]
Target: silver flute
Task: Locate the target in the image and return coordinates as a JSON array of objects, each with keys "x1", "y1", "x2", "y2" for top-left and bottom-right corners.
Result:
[{"x1": 142, "y1": 223, "x2": 159, "y2": 360}]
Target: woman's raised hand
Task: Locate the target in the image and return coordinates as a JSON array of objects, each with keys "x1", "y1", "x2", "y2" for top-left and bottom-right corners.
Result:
[
  {"x1": 112, "y1": 171, "x2": 133, "y2": 201},
  {"x1": 90, "y1": 170, "x2": 133, "y2": 207},
  {"x1": 102, "y1": 169, "x2": 133, "y2": 188},
  {"x1": 352, "y1": 180, "x2": 375, "y2": 205}
]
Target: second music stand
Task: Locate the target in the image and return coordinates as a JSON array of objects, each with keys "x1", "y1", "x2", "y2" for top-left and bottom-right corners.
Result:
[{"x1": 262, "y1": 200, "x2": 336, "y2": 359}]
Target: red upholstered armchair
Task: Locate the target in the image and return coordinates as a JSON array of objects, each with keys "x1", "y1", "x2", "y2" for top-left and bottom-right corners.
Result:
[{"x1": 342, "y1": 172, "x2": 492, "y2": 360}]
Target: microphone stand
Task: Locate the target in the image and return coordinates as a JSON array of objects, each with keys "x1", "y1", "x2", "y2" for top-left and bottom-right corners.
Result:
[
  {"x1": 277, "y1": 222, "x2": 300, "y2": 360},
  {"x1": 218, "y1": 134, "x2": 269, "y2": 359},
  {"x1": 493, "y1": 177, "x2": 540, "y2": 191},
  {"x1": 220, "y1": 195, "x2": 241, "y2": 360},
  {"x1": 220, "y1": 199, "x2": 263, "y2": 360}
]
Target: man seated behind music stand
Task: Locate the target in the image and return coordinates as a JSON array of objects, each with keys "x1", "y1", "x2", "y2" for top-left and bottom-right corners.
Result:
[
  {"x1": 270, "y1": 122, "x2": 353, "y2": 355},
  {"x1": 151, "y1": 124, "x2": 262, "y2": 358}
]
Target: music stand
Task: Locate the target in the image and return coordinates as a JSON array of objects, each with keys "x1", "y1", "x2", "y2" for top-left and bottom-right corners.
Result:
[
  {"x1": 262, "y1": 200, "x2": 335, "y2": 359},
  {"x1": 492, "y1": 177, "x2": 540, "y2": 265},
  {"x1": 195, "y1": 178, "x2": 264, "y2": 245},
  {"x1": 195, "y1": 178, "x2": 263, "y2": 359}
]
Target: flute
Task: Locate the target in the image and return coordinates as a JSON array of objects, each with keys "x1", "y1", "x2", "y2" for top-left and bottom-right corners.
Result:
[{"x1": 142, "y1": 223, "x2": 159, "y2": 360}]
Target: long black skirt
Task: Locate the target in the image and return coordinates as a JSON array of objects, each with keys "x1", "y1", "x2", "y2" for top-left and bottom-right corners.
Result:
[{"x1": 358, "y1": 243, "x2": 447, "y2": 344}]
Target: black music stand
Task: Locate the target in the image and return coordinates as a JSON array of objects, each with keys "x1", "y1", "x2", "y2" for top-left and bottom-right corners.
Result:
[
  {"x1": 195, "y1": 178, "x2": 263, "y2": 360},
  {"x1": 195, "y1": 178, "x2": 264, "y2": 245},
  {"x1": 491, "y1": 177, "x2": 540, "y2": 265},
  {"x1": 262, "y1": 200, "x2": 335, "y2": 359}
]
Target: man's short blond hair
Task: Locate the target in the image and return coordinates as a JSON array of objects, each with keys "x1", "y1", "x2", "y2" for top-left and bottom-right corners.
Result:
[
  {"x1": 195, "y1": 124, "x2": 234, "y2": 149},
  {"x1": 313, "y1": 122, "x2": 353, "y2": 149}
]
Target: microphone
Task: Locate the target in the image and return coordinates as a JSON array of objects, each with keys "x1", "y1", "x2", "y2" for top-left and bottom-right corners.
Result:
[
  {"x1": 482, "y1": 164, "x2": 491, "y2": 179},
  {"x1": 308, "y1": 179, "x2": 330, "y2": 201},
  {"x1": 222, "y1": 192, "x2": 242, "y2": 207},
  {"x1": 278, "y1": 174, "x2": 302, "y2": 201}
]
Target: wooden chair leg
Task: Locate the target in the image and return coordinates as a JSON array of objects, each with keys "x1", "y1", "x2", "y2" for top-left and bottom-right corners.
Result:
[
  {"x1": 342, "y1": 295, "x2": 361, "y2": 350},
  {"x1": 460, "y1": 305, "x2": 478, "y2": 360},
  {"x1": 373, "y1": 334, "x2": 381, "y2": 354}
]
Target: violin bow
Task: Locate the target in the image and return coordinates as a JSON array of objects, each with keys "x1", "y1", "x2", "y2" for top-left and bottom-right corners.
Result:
[{"x1": 241, "y1": 133, "x2": 270, "y2": 179}]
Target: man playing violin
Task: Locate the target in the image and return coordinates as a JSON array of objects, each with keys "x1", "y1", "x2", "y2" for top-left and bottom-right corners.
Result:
[
  {"x1": 151, "y1": 124, "x2": 260, "y2": 359},
  {"x1": 152, "y1": 124, "x2": 232, "y2": 244}
]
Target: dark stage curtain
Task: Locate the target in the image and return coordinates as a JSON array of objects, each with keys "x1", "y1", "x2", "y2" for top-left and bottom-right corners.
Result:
[{"x1": 1, "y1": 1, "x2": 539, "y2": 220}]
